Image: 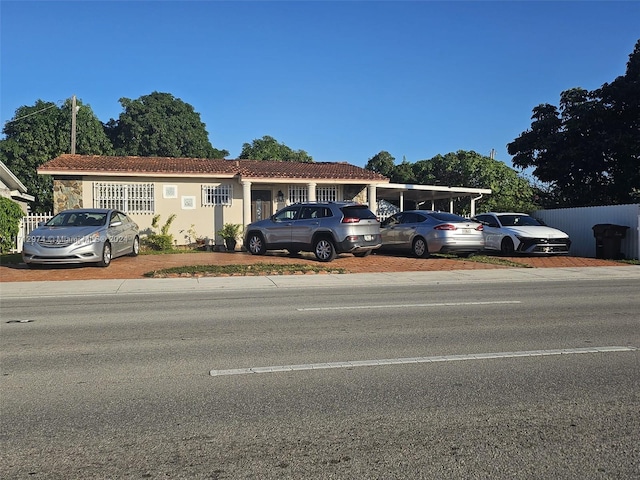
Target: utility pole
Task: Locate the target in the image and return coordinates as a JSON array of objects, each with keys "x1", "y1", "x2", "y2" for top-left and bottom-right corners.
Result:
[{"x1": 70, "y1": 95, "x2": 77, "y2": 154}]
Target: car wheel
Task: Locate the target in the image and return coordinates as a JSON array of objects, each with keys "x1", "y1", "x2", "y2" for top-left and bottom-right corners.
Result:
[
  {"x1": 353, "y1": 250, "x2": 371, "y2": 258},
  {"x1": 412, "y1": 237, "x2": 430, "y2": 258},
  {"x1": 98, "y1": 242, "x2": 112, "y2": 267},
  {"x1": 129, "y1": 236, "x2": 140, "y2": 257},
  {"x1": 247, "y1": 233, "x2": 266, "y2": 255},
  {"x1": 501, "y1": 237, "x2": 515, "y2": 255},
  {"x1": 314, "y1": 237, "x2": 336, "y2": 262}
]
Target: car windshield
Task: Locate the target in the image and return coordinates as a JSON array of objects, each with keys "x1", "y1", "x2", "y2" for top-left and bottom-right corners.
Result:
[
  {"x1": 498, "y1": 215, "x2": 542, "y2": 227},
  {"x1": 46, "y1": 211, "x2": 107, "y2": 227}
]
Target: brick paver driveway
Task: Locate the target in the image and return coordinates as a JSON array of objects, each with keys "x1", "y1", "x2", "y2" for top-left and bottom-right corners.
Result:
[{"x1": 0, "y1": 251, "x2": 628, "y2": 283}]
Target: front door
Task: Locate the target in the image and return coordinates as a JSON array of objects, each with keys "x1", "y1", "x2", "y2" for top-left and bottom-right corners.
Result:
[{"x1": 251, "y1": 190, "x2": 272, "y2": 222}]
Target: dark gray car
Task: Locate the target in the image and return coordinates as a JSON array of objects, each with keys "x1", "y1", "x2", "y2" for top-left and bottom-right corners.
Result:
[{"x1": 244, "y1": 202, "x2": 381, "y2": 262}]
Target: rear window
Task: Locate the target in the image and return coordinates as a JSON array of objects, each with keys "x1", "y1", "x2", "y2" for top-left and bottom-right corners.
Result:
[
  {"x1": 340, "y1": 205, "x2": 377, "y2": 220},
  {"x1": 428, "y1": 212, "x2": 469, "y2": 223}
]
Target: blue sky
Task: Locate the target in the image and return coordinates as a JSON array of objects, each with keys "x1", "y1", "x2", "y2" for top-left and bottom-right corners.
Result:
[{"x1": 1, "y1": 1, "x2": 638, "y2": 170}]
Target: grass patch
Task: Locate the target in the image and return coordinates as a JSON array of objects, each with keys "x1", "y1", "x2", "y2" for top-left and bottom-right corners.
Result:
[
  {"x1": 144, "y1": 262, "x2": 346, "y2": 278},
  {"x1": 434, "y1": 253, "x2": 533, "y2": 268},
  {"x1": 618, "y1": 258, "x2": 640, "y2": 265},
  {"x1": 140, "y1": 247, "x2": 205, "y2": 255}
]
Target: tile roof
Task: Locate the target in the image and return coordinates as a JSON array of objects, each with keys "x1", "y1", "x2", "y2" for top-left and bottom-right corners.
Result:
[{"x1": 39, "y1": 155, "x2": 389, "y2": 182}]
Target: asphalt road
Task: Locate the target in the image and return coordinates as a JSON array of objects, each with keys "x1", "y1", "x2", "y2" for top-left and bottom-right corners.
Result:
[{"x1": 2, "y1": 270, "x2": 640, "y2": 479}]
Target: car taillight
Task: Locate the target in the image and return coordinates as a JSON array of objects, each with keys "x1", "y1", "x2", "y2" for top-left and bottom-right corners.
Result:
[
  {"x1": 342, "y1": 217, "x2": 360, "y2": 223},
  {"x1": 475, "y1": 224, "x2": 484, "y2": 231},
  {"x1": 434, "y1": 224, "x2": 457, "y2": 231}
]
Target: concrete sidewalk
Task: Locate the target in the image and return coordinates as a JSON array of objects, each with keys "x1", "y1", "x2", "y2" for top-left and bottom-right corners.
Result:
[{"x1": 2, "y1": 266, "x2": 639, "y2": 298}]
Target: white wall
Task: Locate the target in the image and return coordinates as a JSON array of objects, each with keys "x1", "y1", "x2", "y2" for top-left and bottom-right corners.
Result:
[{"x1": 534, "y1": 204, "x2": 640, "y2": 260}]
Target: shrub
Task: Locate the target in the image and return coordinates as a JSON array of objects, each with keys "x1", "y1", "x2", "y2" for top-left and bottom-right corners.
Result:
[
  {"x1": 0, "y1": 198, "x2": 24, "y2": 254},
  {"x1": 143, "y1": 234, "x2": 174, "y2": 251},
  {"x1": 143, "y1": 213, "x2": 177, "y2": 251},
  {"x1": 217, "y1": 223, "x2": 243, "y2": 240}
]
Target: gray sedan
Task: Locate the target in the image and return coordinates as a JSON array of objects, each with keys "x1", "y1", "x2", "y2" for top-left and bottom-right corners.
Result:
[
  {"x1": 22, "y1": 208, "x2": 139, "y2": 267},
  {"x1": 379, "y1": 210, "x2": 485, "y2": 258}
]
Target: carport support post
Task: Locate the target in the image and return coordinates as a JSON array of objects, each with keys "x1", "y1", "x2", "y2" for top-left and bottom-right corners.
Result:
[
  {"x1": 242, "y1": 181, "x2": 251, "y2": 227},
  {"x1": 308, "y1": 182, "x2": 316, "y2": 202},
  {"x1": 368, "y1": 184, "x2": 377, "y2": 214}
]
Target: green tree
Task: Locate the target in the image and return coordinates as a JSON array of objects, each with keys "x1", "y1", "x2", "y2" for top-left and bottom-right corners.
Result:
[
  {"x1": 595, "y1": 39, "x2": 640, "y2": 203},
  {"x1": 392, "y1": 158, "x2": 417, "y2": 184},
  {"x1": 106, "y1": 92, "x2": 229, "y2": 159},
  {"x1": 365, "y1": 152, "x2": 416, "y2": 183},
  {"x1": 365, "y1": 151, "x2": 396, "y2": 177},
  {"x1": 508, "y1": 39, "x2": 640, "y2": 206},
  {"x1": 411, "y1": 151, "x2": 536, "y2": 215},
  {"x1": 0, "y1": 98, "x2": 113, "y2": 212},
  {"x1": 239, "y1": 135, "x2": 313, "y2": 162}
]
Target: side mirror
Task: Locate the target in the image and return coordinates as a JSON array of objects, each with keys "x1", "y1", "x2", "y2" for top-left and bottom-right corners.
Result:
[{"x1": 110, "y1": 220, "x2": 123, "y2": 227}]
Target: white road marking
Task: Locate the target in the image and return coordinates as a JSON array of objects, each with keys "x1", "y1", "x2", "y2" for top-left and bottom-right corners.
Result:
[
  {"x1": 209, "y1": 346, "x2": 638, "y2": 377},
  {"x1": 297, "y1": 300, "x2": 521, "y2": 311}
]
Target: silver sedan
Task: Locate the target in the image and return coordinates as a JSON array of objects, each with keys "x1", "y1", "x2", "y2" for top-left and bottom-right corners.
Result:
[
  {"x1": 22, "y1": 208, "x2": 139, "y2": 267},
  {"x1": 379, "y1": 210, "x2": 485, "y2": 258}
]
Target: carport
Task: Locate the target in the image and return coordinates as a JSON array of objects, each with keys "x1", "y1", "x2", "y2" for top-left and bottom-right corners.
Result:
[{"x1": 374, "y1": 182, "x2": 491, "y2": 216}]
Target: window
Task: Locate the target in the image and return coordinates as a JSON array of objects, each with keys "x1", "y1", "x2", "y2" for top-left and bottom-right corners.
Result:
[
  {"x1": 93, "y1": 183, "x2": 154, "y2": 214},
  {"x1": 316, "y1": 186, "x2": 338, "y2": 202},
  {"x1": 163, "y1": 185, "x2": 177, "y2": 198},
  {"x1": 182, "y1": 196, "x2": 196, "y2": 209},
  {"x1": 288, "y1": 185, "x2": 307, "y2": 204},
  {"x1": 274, "y1": 206, "x2": 300, "y2": 221},
  {"x1": 202, "y1": 184, "x2": 232, "y2": 206},
  {"x1": 401, "y1": 212, "x2": 420, "y2": 224}
]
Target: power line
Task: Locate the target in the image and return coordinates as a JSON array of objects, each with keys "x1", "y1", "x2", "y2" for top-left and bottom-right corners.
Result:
[{"x1": 3, "y1": 99, "x2": 66, "y2": 125}]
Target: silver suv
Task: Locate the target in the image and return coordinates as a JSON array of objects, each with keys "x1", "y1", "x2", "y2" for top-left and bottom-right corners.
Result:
[{"x1": 244, "y1": 202, "x2": 382, "y2": 262}]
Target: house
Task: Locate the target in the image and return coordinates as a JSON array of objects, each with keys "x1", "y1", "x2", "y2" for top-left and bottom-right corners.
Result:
[
  {"x1": 1, "y1": 160, "x2": 35, "y2": 213},
  {"x1": 38, "y1": 154, "x2": 491, "y2": 247}
]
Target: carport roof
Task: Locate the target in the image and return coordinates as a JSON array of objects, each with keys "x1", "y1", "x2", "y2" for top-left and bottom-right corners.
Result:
[{"x1": 375, "y1": 182, "x2": 491, "y2": 203}]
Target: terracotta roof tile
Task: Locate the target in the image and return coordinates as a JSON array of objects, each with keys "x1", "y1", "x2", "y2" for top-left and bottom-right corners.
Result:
[{"x1": 39, "y1": 154, "x2": 388, "y2": 182}]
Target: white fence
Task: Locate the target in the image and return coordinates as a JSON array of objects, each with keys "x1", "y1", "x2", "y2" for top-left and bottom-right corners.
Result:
[
  {"x1": 14, "y1": 212, "x2": 53, "y2": 253},
  {"x1": 534, "y1": 204, "x2": 640, "y2": 260}
]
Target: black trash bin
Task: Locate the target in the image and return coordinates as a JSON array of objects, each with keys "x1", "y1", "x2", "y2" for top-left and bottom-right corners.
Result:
[{"x1": 592, "y1": 224, "x2": 629, "y2": 259}]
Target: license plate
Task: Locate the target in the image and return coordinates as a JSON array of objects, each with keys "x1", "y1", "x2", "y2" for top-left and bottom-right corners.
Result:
[
  {"x1": 364, "y1": 234, "x2": 373, "y2": 241},
  {"x1": 461, "y1": 229, "x2": 472, "y2": 234}
]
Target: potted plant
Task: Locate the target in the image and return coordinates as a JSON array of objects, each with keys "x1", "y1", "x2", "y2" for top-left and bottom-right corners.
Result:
[
  {"x1": 217, "y1": 223, "x2": 243, "y2": 252},
  {"x1": 186, "y1": 224, "x2": 206, "y2": 248}
]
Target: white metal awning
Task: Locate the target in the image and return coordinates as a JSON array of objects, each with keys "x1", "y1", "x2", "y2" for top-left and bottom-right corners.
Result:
[{"x1": 375, "y1": 183, "x2": 491, "y2": 216}]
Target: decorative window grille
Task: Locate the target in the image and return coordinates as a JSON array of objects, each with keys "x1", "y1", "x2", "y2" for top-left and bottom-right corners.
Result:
[
  {"x1": 182, "y1": 196, "x2": 196, "y2": 209},
  {"x1": 93, "y1": 183, "x2": 154, "y2": 213},
  {"x1": 288, "y1": 185, "x2": 307, "y2": 204},
  {"x1": 163, "y1": 185, "x2": 177, "y2": 198},
  {"x1": 202, "y1": 184, "x2": 233, "y2": 206},
  {"x1": 316, "y1": 186, "x2": 338, "y2": 202}
]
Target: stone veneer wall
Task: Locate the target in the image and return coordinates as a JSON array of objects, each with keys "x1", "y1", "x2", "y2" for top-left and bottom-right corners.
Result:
[{"x1": 53, "y1": 178, "x2": 83, "y2": 213}]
